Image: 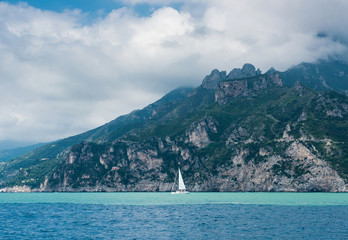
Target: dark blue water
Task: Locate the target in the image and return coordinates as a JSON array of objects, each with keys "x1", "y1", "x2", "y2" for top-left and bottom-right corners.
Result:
[{"x1": 0, "y1": 203, "x2": 347, "y2": 239}]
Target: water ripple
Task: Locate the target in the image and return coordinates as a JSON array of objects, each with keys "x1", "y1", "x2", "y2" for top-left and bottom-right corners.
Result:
[{"x1": 0, "y1": 194, "x2": 347, "y2": 239}]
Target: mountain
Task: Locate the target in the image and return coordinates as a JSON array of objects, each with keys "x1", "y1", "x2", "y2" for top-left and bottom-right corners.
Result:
[
  {"x1": 0, "y1": 143, "x2": 45, "y2": 163},
  {"x1": 0, "y1": 87, "x2": 194, "y2": 188},
  {"x1": 0, "y1": 140, "x2": 38, "y2": 151},
  {"x1": 0, "y1": 61, "x2": 347, "y2": 192},
  {"x1": 281, "y1": 59, "x2": 348, "y2": 95}
]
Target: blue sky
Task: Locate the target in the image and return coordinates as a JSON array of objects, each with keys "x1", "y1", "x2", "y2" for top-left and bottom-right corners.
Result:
[
  {"x1": 2, "y1": 0, "x2": 182, "y2": 16},
  {"x1": 0, "y1": 0, "x2": 347, "y2": 144},
  {"x1": 4, "y1": 0, "x2": 126, "y2": 12}
]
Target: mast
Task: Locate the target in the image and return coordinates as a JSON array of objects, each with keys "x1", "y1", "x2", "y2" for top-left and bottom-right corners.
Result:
[{"x1": 178, "y1": 168, "x2": 186, "y2": 190}]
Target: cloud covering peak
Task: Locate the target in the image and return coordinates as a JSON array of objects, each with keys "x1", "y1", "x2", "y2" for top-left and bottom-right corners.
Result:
[{"x1": 0, "y1": 0, "x2": 347, "y2": 143}]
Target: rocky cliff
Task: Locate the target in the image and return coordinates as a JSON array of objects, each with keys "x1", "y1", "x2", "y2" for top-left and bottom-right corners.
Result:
[
  {"x1": 1, "y1": 63, "x2": 347, "y2": 192},
  {"x1": 215, "y1": 72, "x2": 282, "y2": 104}
]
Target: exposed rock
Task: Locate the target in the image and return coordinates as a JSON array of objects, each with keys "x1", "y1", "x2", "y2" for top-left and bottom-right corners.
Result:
[
  {"x1": 226, "y1": 63, "x2": 261, "y2": 79},
  {"x1": 202, "y1": 64, "x2": 262, "y2": 90},
  {"x1": 180, "y1": 148, "x2": 191, "y2": 161},
  {"x1": 187, "y1": 121, "x2": 211, "y2": 148},
  {"x1": 186, "y1": 117, "x2": 217, "y2": 149},
  {"x1": 226, "y1": 127, "x2": 250, "y2": 145},
  {"x1": 217, "y1": 80, "x2": 248, "y2": 100},
  {"x1": 201, "y1": 69, "x2": 226, "y2": 89},
  {"x1": 297, "y1": 111, "x2": 307, "y2": 122},
  {"x1": 37, "y1": 135, "x2": 347, "y2": 192},
  {"x1": 68, "y1": 153, "x2": 76, "y2": 164},
  {"x1": 315, "y1": 93, "x2": 348, "y2": 118},
  {"x1": 215, "y1": 73, "x2": 282, "y2": 104},
  {"x1": 327, "y1": 108, "x2": 344, "y2": 117},
  {"x1": 293, "y1": 81, "x2": 305, "y2": 96},
  {"x1": 259, "y1": 148, "x2": 271, "y2": 156},
  {"x1": 285, "y1": 141, "x2": 346, "y2": 192},
  {"x1": 280, "y1": 124, "x2": 294, "y2": 142},
  {"x1": 0, "y1": 185, "x2": 33, "y2": 192},
  {"x1": 158, "y1": 139, "x2": 164, "y2": 150}
]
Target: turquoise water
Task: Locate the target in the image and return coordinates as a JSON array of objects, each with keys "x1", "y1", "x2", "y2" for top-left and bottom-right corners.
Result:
[
  {"x1": 0, "y1": 192, "x2": 347, "y2": 205},
  {"x1": 0, "y1": 193, "x2": 347, "y2": 239}
]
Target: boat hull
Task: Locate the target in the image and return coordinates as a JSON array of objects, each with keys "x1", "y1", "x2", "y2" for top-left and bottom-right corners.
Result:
[{"x1": 171, "y1": 191, "x2": 189, "y2": 194}]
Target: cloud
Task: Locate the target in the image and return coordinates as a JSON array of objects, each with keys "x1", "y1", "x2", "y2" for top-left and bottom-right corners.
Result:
[
  {"x1": 119, "y1": 0, "x2": 181, "y2": 5},
  {"x1": 0, "y1": 1, "x2": 348, "y2": 143}
]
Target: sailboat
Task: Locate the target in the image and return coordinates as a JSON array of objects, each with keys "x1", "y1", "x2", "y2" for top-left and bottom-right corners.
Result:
[{"x1": 171, "y1": 168, "x2": 189, "y2": 194}]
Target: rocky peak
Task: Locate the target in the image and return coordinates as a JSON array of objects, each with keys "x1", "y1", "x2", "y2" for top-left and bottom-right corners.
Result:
[
  {"x1": 202, "y1": 64, "x2": 263, "y2": 90},
  {"x1": 201, "y1": 69, "x2": 226, "y2": 89},
  {"x1": 226, "y1": 63, "x2": 262, "y2": 80},
  {"x1": 265, "y1": 67, "x2": 277, "y2": 74}
]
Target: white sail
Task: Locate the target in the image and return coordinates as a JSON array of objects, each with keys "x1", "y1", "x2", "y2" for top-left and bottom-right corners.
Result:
[
  {"x1": 178, "y1": 168, "x2": 186, "y2": 190},
  {"x1": 171, "y1": 168, "x2": 189, "y2": 194}
]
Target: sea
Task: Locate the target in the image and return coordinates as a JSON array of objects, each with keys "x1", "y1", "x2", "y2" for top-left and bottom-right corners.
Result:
[{"x1": 0, "y1": 192, "x2": 347, "y2": 239}]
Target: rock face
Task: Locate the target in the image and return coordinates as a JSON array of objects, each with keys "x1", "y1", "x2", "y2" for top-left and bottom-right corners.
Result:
[
  {"x1": 226, "y1": 63, "x2": 262, "y2": 79},
  {"x1": 201, "y1": 69, "x2": 227, "y2": 89},
  {"x1": 2, "y1": 63, "x2": 348, "y2": 192},
  {"x1": 201, "y1": 63, "x2": 262, "y2": 90},
  {"x1": 186, "y1": 117, "x2": 217, "y2": 149},
  {"x1": 40, "y1": 130, "x2": 347, "y2": 192},
  {"x1": 0, "y1": 185, "x2": 32, "y2": 193},
  {"x1": 215, "y1": 72, "x2": 282, "y2": 104},
  {"x1": 40, "y1": 141, "x2": 174, "y2": 192}
]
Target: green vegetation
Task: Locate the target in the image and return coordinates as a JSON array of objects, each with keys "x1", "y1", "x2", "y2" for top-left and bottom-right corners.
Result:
[
  {"x1": 281, "y1": 60, "x2": 348, "y2": 94},
  {"x1": 1, "y1": 65, "x2": 348, "y2": 190},
  {"x1": 3, "y1": 158, "x2": 62, "y2": 188}
]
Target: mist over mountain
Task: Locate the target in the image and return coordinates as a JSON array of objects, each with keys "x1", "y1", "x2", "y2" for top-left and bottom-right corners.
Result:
[{"x1": 0, "y1": 60, "x2": 347, "y2": 192}]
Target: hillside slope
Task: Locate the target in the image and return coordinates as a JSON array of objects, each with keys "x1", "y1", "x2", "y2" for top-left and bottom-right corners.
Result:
[
  {"x1": 0, "y1": 143, "x2": 45, "y2": 163},
  {"x1": 281, "y1": 59, "x2": 348, "y2": 95},
  {"x1": 0, "y1": 87, "x2": 193, "y2": 188},
  {"x1": 1, "y1": 61, "x2": 347, "y2": 192}
]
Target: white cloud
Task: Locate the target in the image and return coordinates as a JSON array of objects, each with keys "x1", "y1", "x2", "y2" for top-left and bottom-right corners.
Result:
[
  {"x1": 0, "y1": 1, "x2": 347, "y2": 143},
  {"x1": 119, "y1": 0, "x2": 180, "y2": 5}
]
